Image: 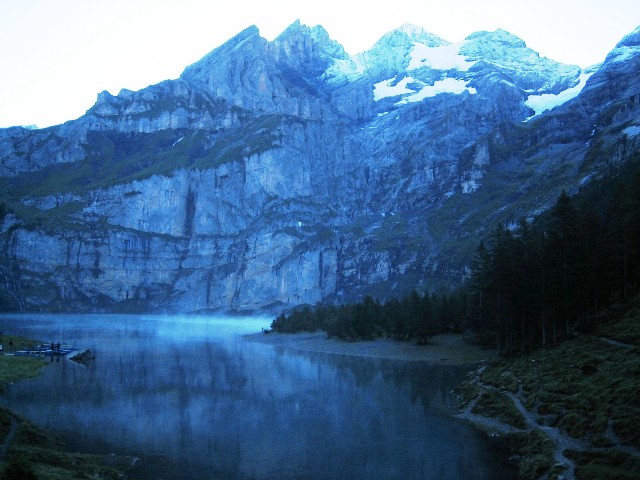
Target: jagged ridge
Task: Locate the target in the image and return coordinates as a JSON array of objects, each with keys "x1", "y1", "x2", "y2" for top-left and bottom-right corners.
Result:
[{"x1": 0, "y1": 22, "x2": 639, "y2": 313}]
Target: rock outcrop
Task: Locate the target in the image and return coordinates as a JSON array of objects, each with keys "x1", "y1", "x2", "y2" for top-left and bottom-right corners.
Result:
[{"x1": 1, "y1": 22, "x2": 639, "y2": 313}]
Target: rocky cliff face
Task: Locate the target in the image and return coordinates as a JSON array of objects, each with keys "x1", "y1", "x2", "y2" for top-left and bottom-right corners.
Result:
[{"x1": 1, "y1": 22, "x2": 639, "y2": 313}]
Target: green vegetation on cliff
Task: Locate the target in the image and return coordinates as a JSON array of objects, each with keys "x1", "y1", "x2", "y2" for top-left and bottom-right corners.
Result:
[{"x1": 1, "y1": 114, "x2": 283, "y2": 203}]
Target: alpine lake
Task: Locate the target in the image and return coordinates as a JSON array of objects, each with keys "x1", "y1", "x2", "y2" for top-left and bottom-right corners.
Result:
[{"x1": 0, "y1": 314, "x2": 516, "y2": 479}]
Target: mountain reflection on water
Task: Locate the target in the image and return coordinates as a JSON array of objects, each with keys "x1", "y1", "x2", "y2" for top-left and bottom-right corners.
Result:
[{"x1": 0, "y1": 314, "x2": 515, "y2": 479}]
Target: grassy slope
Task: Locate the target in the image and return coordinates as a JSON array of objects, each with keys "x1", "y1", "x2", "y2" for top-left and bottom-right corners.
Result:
[
  {"x1": 456, "y1": 298, "x2": 640, "y2": 480},
  {"x1": 0, "y1": 336, "x2": 133, "y2": 479}
]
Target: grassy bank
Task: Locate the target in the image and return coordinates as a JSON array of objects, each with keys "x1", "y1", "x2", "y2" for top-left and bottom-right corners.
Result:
[
  {"x1": 0, "y1": 335, "x2": 134, "y2": 479},
  {"x1": 456, "y1": 301, "x2": 640, "y2": 480},
  {"x1": 0, "y1": 336, "x2": 49, "y2": 384}
]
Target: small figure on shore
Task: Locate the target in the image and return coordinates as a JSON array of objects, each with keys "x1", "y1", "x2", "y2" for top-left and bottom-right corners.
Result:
[
  {"x1": 51, "y1": 342, "x2": 55, "y2": 352},
  {"x1": 56, "y1": 342, "x2": 60, "y2": 351}
]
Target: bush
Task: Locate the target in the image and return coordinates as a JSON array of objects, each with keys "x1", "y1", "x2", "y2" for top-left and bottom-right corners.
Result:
[{"x1": 3, "y1": 457, "x2": 37, "y2": 480}]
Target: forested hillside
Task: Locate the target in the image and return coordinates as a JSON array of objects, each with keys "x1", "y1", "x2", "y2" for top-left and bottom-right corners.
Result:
[{"x1": 271, "y1": 154, "x2": 640, "y2": 354}]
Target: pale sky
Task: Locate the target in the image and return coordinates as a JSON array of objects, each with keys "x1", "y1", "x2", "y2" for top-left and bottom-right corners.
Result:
[{"x1": 1, "y1": 0, "x2": 639, "y2": 129}]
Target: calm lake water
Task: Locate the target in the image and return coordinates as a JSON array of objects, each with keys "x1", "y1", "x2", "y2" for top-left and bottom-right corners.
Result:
[{"x1": 0, "y1": 314, "x2": 516, "y2": 480}]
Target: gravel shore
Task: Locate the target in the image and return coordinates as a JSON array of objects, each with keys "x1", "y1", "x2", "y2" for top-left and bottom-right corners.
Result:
[{"x1": 243, "y1": 331, "x2": 495, "y2": 364}]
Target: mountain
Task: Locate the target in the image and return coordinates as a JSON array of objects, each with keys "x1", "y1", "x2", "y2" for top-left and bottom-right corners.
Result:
[{"x1": 1, "y1": 22, "x2": 639, "y2": 313}]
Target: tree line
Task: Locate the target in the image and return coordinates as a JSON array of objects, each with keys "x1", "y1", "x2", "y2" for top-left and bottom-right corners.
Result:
[
  {"x1": 272, "y1": 157, "x2": 640, "y2": 354},
  {"x1": 468, "y1": 162, "x2": 640, "y2": 355},
  {"x1": 271, "y1": 290, "x2": 466, "y2": 341}
]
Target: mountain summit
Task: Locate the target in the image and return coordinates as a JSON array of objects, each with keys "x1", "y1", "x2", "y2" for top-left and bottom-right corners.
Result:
[{"x1": 1, "y1": 22, "x2": 639, "y2": 313}]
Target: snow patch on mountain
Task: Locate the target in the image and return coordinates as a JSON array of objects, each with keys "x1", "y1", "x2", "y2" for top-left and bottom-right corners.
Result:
[
  {"x1": 373, "y1": 77, "x2": 416, "y2": 100},
  {"x1": 407, "y1": 42, "x2": 476, "y2": 71},
  {"x1": 625, "y1": 125, "x2": 640, "y2": 137},
  {"x1": 461, "y1": 179, "x2": 480, "y2": 194},
  {"x1": 373, "y1": 76, "x2": 477, "y2": 103},
  {"x1": 525, "y1": 72, "x2": 593, "y2": 118},
  {"x1": 324, "y1": 24, "x2": 582, "y2": 103},
  {"x1": 396, "y1": 78, "x2": 477, "y2": 104}
]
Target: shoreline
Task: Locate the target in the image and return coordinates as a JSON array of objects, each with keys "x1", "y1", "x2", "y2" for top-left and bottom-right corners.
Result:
[
  {"x1": 243, "y1": 331, "x2": 496, "y2": 365},
  {"x1": 0, "y1": 337, "x2": 132, "y2": 479}
]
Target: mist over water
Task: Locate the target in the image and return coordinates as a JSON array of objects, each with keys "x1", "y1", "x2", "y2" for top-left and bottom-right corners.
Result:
[{"x1": 0, "y1": 314, "x2": 515, "y2": 480}]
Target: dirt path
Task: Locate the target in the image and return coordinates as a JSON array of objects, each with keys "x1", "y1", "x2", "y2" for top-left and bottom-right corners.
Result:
[
  {"x1": 455, "y1": 395, "x2": 523, "y2": 436},
  {"x1": 458, "y1": 378, "x2": 581, "y2": 479},
  {"x1": 595, "y1": 336, "x2": 636, "y2": 349},
  {"x1": 459, "y1": 375, "x2": 640, "y2": 480},
  {"x1": 498, "y1": 385, "x2": 585, "y2": 480}
]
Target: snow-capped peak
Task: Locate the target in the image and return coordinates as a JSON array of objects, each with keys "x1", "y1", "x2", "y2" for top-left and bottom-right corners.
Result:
[
  {"x1": 464, "y1": 28, "x2": 526, "y2": 47},
  {"x1": 396, "y1": 23, "x2": 448, "y2": 46},
  {"x1": 398, "y1": 23, "x2": 427, "y2": 37},
  {"x1": 325, "y1": 24, "x2": 450, "y2": 82},
  {"x1": 407, "y1": 41, "x2": 476, "y2": 72},
  {"x1": 375, "y1": 23, "x2": 448, "y2": 49},
  {"x1": 603, "y1": 24, "x2": 640, "y2": 65},
  {"x1": 324, "y1": 23, "x2": 583, "y2": 111}
]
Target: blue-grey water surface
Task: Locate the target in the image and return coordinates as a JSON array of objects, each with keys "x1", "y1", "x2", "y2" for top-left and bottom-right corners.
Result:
[{"x1": 0, "y1": 314, "x2": 515, "y2": 479}]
